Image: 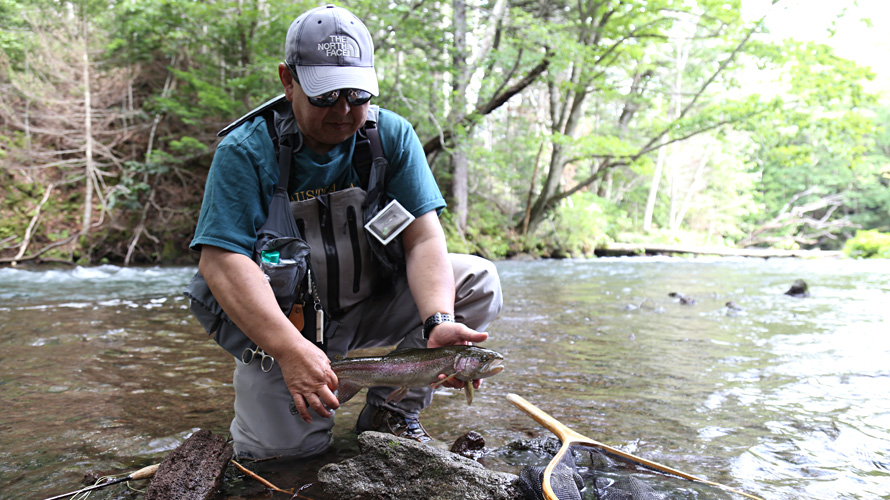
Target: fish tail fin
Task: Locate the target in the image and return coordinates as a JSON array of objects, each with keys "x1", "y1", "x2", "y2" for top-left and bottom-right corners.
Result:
[
  {"x1": 384, "y1": 386, "x2": 410, "y2": 404},
  {"x1": 337, "y1": 380, "x2": 364, "y2": 404}
]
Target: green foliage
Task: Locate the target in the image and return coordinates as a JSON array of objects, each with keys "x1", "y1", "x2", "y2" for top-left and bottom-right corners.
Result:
[
  {"x1": 169, "y1": 136, "x2": 208, "y2": 155},
  {"x1": 2, "y1": 0, "x2": 890, "y2": 263},
  {"x1": 843, "y1": 230, "x2": 890, "y2": 259},
  {"x1": 442, "y1": 204, "x2": 511, "y2": 260},
  {"x1": 844, "y1": 105, "x2": 890, "y2": 231},
  {"x1": 0, "y1": 0, "x2": 27, "y2": 65},
  {"x1": 535, "y1": 193, "x2": 629, "y2": 258}
]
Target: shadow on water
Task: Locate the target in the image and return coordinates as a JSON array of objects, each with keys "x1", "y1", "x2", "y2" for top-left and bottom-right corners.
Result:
[{"x1": 1, "y1": 259, "x2": 889, "y2": 500}]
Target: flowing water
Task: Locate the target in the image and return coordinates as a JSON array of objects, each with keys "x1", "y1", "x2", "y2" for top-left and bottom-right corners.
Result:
[{"x1": 1, "y1": 258, "x2": 888, "y2": 500}]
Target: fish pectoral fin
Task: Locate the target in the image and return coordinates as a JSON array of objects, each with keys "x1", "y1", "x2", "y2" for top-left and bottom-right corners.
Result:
[
  {"x1": 337, "y1": 380, "x2": 363, "y2": 405},
  {"x1": 465, "y1": 381, "x2": 475, "y2": 405},
  {"x1": 430, "y1": 372, "x2": 459, "y2": 388},
  {"x1": 384, "y1": 386, "x2": 410, "y2": 404}
]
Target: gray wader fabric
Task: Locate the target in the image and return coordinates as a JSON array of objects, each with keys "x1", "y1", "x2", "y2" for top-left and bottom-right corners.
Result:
[{"x1": 230, "y1": 253, "x2": 503, "y2": 459}]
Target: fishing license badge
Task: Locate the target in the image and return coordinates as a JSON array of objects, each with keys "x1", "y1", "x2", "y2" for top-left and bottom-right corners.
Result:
[{"x1": 365, "y1": 199, "x2": 415, "y2": 245}]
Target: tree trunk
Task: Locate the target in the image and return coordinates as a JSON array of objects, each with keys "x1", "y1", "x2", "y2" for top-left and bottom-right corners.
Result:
[
  {"x1": 523, "y1": 74, "x2": 588, "y2": 234},
  {"x1": 670, "y1": 147, "x2": 709, "y2": 231},
  {"x1": 449, "y1": 0, "x2": 469, "y2": 233},
  {"x1": 643, "y1": 137, "x2": 667, "y2": 232},
  {"x1": 80, "y1": 16, "x2": 95, "y2": 239},
  {"x1": 645, "y1": 41, "x2": 687, "y2": 233},
  {"x1": 522, "y1": 141, "x2": 545, "y2": 234}
]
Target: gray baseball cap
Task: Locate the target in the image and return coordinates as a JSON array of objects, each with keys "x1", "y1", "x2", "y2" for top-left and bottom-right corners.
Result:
[{"x1": 285, "y1": 5, "x2": 379, "y2": 97}]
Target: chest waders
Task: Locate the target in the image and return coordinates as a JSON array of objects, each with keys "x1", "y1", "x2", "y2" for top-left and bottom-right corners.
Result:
[{"x1": 184, "y1": 94, "x2": 405, "y2": 359}]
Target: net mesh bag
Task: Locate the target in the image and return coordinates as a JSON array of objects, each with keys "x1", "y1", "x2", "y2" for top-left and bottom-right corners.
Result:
[{"x1": 518, "y1": 446, "x2": 666, "y2": 500}]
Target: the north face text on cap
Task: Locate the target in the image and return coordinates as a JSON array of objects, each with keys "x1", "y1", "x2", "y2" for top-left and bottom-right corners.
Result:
[{"x1": 318, "y1": 36, "x2": 360, "y2": 57}]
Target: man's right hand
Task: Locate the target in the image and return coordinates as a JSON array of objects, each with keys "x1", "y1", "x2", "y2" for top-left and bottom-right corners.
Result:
[
  {"x1": 277, "y1": 337, "x2": 340, "y2": 423},
  {"x1": 199, "y1": 246, "x2": 340, "y2": 423}
]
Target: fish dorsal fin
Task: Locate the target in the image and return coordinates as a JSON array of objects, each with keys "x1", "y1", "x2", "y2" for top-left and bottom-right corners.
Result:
[
  {"x1": 337, "y1": 380, "x2": 363, "y2": 405},
  {"x1": 332, "y1": 354, "x2": 346, "y2": 361},
  {"x1": 386, "y1": 346, "x2": 420, "y2": 356}
]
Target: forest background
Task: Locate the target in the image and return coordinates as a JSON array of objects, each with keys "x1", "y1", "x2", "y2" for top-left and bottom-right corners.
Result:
[{"x1": 2, "y1": 0, "x2": 889, "y2": 265}]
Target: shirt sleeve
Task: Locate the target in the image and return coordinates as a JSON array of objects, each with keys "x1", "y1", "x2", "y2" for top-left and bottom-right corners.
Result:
[
  {"x1": 189, "y1": 119, "x2": 278, "y2": 257},
  {"x1": 377, "y1": 109, "x2": 446, "y2": 217}
]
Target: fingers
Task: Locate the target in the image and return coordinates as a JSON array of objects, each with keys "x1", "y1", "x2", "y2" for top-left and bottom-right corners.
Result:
[
  {"x1": 290, "y1": 385, "x2": 339, "y2": 423},
  {"x1": 463, "y1": 330, "x2": 489, "y2": 344},
  {"x1": 320, "y1": 378, "x2": 340, "y2": 411},
  {"x1": 277, "y1": 342, "x2": 340, "y2": 423},
  {"x1": 434, "y1": 372, "x2": 465, "y2": 389},
  {"x1": 431, "y1": 374, "x2": 483, "y2": 390},
  {"x1": 303, "y1": 392, "x2": 331, "y2": 419},
  {"x1": 427, "y1": 323, "x2": 489, "y2": 348},
  {"x1": 326, "y1": 369, "x2": 339, "y2": 392},
  {"x1": 290, "y1": 394, "x2": 312, "y2": 423}
]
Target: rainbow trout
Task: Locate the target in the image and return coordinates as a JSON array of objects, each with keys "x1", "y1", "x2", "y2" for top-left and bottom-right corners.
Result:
[{"x1": 332, "y1": 346, "x2": 505, "y2": 405}]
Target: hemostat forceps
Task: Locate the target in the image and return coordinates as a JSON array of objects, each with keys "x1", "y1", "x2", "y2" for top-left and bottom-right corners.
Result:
[{"x1": 242, "y1": 346, "x2": 275, "y2": 372}]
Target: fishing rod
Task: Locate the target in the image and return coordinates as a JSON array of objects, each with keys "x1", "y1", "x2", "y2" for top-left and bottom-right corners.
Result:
[{"x1": 40, "y1": 463, "x2": 159, "y2": 500}]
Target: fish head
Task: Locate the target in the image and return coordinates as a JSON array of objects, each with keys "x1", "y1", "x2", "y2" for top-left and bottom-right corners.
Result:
[{"x1": 453, "y1": 346, "x2": 505, "y2": 380}]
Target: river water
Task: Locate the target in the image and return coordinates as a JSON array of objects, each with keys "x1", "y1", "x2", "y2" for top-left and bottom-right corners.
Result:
[{"x1": 1, "y1": 258, "x2": 888, "y2": 500}]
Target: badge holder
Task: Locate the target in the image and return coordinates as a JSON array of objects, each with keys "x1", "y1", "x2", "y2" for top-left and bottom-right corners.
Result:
[{"x1": 365, "y1": 199, "x2": 415, "y2": 245}]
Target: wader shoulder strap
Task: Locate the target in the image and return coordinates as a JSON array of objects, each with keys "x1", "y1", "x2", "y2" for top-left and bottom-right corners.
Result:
[
  {"x1": 218, "y1": 94, "x2": 288, "y2": 138},
  {"x1": 354, "y1": 105, "x2": 383, "y2": 189},
  {"x1": 217, "y1": 94, "x2": 301, "y2": 192}
]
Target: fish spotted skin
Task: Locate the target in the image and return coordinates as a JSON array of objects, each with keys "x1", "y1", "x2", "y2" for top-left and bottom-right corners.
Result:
[{"x1": 331, "y1": 346, "x2": 505, "y2": 405}]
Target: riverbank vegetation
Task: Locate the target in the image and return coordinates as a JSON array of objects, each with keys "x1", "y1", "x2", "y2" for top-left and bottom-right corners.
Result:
[{"x1": 2, "y1": 0, "x2": 889, "y2": 265}]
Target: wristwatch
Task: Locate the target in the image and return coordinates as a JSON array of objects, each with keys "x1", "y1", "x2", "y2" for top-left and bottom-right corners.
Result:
[{"x1": 422, "y1": 312, "x2": 455, "y2": 339}]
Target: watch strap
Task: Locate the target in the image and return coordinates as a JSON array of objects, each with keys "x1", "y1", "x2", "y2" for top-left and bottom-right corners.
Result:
[{"x1": 422, "y1": 312, "x2": 455, "y2": 339}]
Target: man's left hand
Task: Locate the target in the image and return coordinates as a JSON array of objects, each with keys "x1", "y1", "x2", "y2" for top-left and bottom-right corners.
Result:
[{"x1": 428, "y1": 322, "x2": 488, "y2": 389}]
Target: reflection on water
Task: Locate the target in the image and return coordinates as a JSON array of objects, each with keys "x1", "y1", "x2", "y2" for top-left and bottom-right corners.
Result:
[{"x1": 1, "y1": 259, "x2": 888, "y2": 500}]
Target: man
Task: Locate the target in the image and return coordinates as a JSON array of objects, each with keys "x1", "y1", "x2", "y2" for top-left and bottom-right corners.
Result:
[{"x1": 190, "y1": 5, "x2": 502, "y2": 459}]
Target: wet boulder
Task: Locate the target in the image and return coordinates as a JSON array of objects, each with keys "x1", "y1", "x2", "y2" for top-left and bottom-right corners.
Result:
[
  {"x1": 668, "y1": 292, "x2": 697, "y2": 305},
  {"x1": 451, "y1": 431, "x2": 487, "y2": 461},
  {"x1": 784, "y1": 279, "x2": 810, "y2": 298},
  {"x1": 725, "y1": 301, "x2": 744, "y2": 317},
  {"x1": 318, "y1": 431, "x2": 519, "y2": 500}
]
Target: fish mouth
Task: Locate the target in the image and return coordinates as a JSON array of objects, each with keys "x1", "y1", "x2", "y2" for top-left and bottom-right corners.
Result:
[{"x1": 484, "y1": 359, "x2": 505, "y2": 376}]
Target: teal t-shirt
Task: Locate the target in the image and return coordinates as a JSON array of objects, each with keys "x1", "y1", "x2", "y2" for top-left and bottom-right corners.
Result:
[{"x1": 190, "y1": 108, "x2": 445, "y2": 257}]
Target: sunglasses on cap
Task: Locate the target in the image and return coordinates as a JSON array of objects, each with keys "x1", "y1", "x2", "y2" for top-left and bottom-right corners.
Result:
[{"x1": 285, "y1": 62, "x2": 373, "y2": 108}]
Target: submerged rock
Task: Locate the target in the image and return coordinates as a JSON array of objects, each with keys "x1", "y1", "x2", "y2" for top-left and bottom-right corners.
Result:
[
  {"x1": 451, "y1": 431, "x2": 487, "y2": 461},
  {"x1": 725, "y1": 301, "x2": 743, "y2": 317},
  {"x1": 505, "y1": 436, "x2": 563, "y2": 457},
  {"x1": 318, "y1": 431, "x2": 519, "y2": 500},
  {"x1": 668, "y1": 292, "x2": 697, "y2": 305},
  {"x1": 784, "y1": 279, "x2": 810, "y2": 298}
]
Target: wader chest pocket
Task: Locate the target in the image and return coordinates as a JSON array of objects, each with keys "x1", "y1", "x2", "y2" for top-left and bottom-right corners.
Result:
[{"x1": 291, "y1": 187, "x2": 380, "y2": 314}]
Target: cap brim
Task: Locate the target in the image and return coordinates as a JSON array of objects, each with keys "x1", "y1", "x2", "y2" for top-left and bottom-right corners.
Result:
[{"x1": 296, "y1": 65, "x2": 379, "y2": 97}]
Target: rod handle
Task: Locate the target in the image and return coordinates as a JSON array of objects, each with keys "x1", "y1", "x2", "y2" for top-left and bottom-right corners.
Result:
[{"x1": 129, "y1": 463, "x2": 160, "y2": 480}]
